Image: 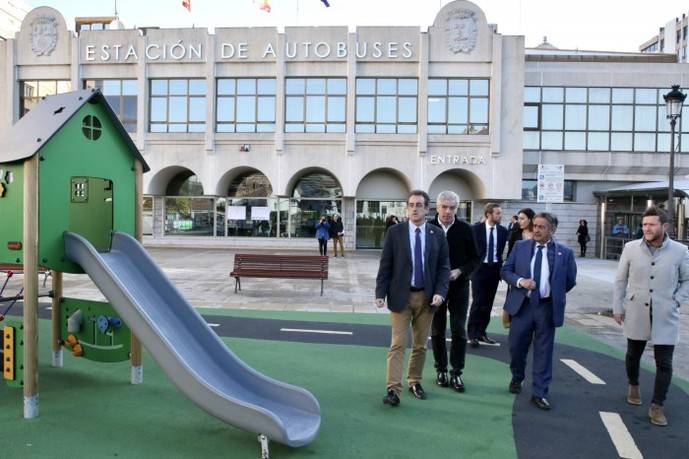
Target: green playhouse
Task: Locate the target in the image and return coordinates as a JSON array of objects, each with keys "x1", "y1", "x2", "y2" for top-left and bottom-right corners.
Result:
[{"x1": 0, "y1": 89, "x2": 320, "y2": 455}]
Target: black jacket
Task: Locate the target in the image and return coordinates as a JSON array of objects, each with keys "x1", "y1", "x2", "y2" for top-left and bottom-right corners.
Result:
[
  {"x1": 471, "y1": 221, "x2": 509, "y2": 267},
  {"x1": 430, "y1": 216, "x2": 480, "y2": 283},
  {"x1": 328, "y1": 219, "x2": 343, "y2": 237}
]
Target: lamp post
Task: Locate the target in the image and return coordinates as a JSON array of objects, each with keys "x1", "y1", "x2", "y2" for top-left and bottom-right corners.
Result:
[{"x1": 663, "y1": 85, "x2": 687, "y2": 238}]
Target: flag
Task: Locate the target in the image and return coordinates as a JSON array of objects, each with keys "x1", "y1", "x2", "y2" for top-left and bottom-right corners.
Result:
[
  {"x1": 321, "y1": 0, "x2": 330, "y2": 6},
  {"x1": 260, "y1": 0, "x2": 271, "y2": 12},
  {"x1": 182, "y1": 0, "x2": 191, "y2": 12}
]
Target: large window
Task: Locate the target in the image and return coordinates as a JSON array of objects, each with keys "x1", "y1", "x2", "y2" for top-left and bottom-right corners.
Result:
[
  {"x1": 290, "y1": 172, "x2": 343, "y2": 238},
  {"x1": 20, "y1": 80, "x2": 72, "y2": 117},
  {"x1": 427, "y1": 78, "x2": 489, "y2": 134},
  {"x1": 85, "y1": 79, "x2": 137, "y2": 133},
  {"x1": 217, "y1": 78, "x2": 275, "y2": 133},
  {"x1": 149, "y1": 79, "x2": 206, "y2": 133},
  {"x1": 524, "y1": 86, "x2": 689, "y2": 152},
  {"x1": 521, "y1": 179, "x2": 576, "y2": 202},
  {"x1": 224, "y1": 171, "x2": 279, "y2": 237},
  {"x1": 285, "y1": 78, "x2": 346, "y2": 133},
  {"x1": 356, "y1": 78, "x2": 417, "y2": 134}
]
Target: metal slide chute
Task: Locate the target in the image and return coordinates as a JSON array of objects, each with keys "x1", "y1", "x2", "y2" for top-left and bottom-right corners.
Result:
[{"x1": 64, "y1": 231, "x2": 320, "y2": 447}]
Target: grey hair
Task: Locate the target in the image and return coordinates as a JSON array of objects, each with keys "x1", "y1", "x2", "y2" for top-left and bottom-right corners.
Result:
[
  {"x1": 436, "y1": 190, "x2": 460, "y2": 207},
  {"x1": 534, "y1": 212, "x2": 558, "y2": 230}
]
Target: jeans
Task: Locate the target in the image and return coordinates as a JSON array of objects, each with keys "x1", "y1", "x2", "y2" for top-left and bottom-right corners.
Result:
[{"x1": 625, "y1": 338, "x2": 674, "y2": 405}]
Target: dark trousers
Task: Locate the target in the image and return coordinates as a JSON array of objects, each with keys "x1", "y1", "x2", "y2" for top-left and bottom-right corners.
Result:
[
  {"x1": 626, "y1": 339, "x2": 674, "y2": 405},
  {"x1": 318, "y1": 238, "x2": 328, "y2": 256},
  {"x1": 579, "y1": 242, "x2": 587, "y2": 257},
  {"x1": 509, "y1": 297, "x2": 555, "y2": 398},
  {"x1": 431, "y1": 281, "x2": 470, "y2": 375},
  {"x1": 468, "y1": 263, "x2": 501, "y2": 340}
]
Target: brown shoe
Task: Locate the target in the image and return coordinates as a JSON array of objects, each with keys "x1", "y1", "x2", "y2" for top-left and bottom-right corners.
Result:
[
  {"x1": 648, "y1": 403, "x2": 668, "y2": 426},
  {"x1": 627, "y1": 385, "x2": 642, "y2": 406}
]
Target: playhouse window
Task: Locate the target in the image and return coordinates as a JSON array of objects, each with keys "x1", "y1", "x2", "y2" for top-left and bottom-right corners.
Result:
[{"x1": 82, "y1": 115, "x2": 103, "y2": 140}]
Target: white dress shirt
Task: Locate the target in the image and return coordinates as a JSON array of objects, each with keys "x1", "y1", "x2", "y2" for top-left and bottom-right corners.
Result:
[
  {"x1": 483, "y1": 222, "x2": 498, "y2": 263},
  {"x1": 408, "y1": 222, "x2": 426, "y2": 286},
  {"x1": 529, "y1": 241, "x2": 551, "y2": 298}
]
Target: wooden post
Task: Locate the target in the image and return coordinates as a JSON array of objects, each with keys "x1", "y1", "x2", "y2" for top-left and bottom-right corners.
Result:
[
  {"x1": 51, "y1": 270, "x2": 63, "y2": 367},
  {"x1": 130, "y1": 160, "x2": 144, "y2": 384},
  {"x1": 23, "y1": 154, "x2": 39, "y2": 418}
]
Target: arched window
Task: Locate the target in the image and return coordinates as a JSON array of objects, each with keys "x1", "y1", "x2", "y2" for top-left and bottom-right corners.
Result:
[
  {"x1": 292, "y1": 172, "x2": 343, "y2": 199},
  {"x1": 224, "y1": 171, "x2": 277, "y2": 238},
  {"x1": 228, "y1": 171, "x2": 273, "y2": 197},
  {"x1": 290, "y1": 171, "x2": 343, "y2": 238},
  {"x1": 164, "y1": 172, "x2": 212, "y2": 236},
  {"x1": 166, "y1": 171, "x2": 204, "y2": 196}
]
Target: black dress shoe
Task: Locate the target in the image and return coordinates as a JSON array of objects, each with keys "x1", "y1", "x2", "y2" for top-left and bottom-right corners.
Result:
[
  {"x1": 409, "y1": 383, "x2": 426, "y2": 400},
  {"x1": 436, "y1": 371, "x2": 449, "y2": 387},
  {"x1": 531, "y1": 396, "x2": 551, "y2": 411},
  {"x1": 469, "y1": 338, "x2": 480, "y2": 348},
  {"x1": 450, "y1": 374, "x2": 465, "y2": 393},
  {"x1": 383, "y1": 390, "x2": 400, "y2": 406},
  {"x1": 509, "y1": 380, "x2": 522, "y2": 394},
  {"x1": 479, "y1": 335, "x2": 498, "y2": 345}
]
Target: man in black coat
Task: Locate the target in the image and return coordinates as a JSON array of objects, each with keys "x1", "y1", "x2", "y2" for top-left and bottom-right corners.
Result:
[
  {"x1": 468, "y1": 203, "x2": 508, "y2": 347},
  {"x1": 429, "y1": 191, "x2": 480, "y2": 392},
  {"x1": 376, "y1": 190, "x2": 450, "y2": 406}
]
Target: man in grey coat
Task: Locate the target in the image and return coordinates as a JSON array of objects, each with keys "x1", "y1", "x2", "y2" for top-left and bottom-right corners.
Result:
[{"x1": 613, "y1": 206, "x2": 689, "y2": 426}]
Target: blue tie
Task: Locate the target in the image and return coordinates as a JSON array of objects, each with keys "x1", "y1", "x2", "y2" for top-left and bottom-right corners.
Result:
[
  {"x1": 414, "y1": 227, "x2": 424, "y2": 288},
  {"x1": 530, "y1": 244, "x2": 545, "y2": 307},
  {"x1": 488, "y1": 226, "x2": 495, "y2": 264}
]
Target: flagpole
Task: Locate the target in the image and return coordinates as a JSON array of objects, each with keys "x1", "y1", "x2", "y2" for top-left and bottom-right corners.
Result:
[{"x1": 296, "y1": 0, "x2": 299, "y2": 26}]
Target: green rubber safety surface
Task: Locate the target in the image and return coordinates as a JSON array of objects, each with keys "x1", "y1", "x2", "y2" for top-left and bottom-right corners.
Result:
[{"x1": 0, "y1": 319, "x2": 516, "y2": 459}]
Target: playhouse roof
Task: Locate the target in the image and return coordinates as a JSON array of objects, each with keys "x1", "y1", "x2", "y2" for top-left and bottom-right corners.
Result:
[{"x1": 0, "y1": 88, "x2": 150, "y2": 172}]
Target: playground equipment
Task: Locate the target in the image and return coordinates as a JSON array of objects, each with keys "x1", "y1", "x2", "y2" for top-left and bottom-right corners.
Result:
[{"x1": 0, "y1": 89, "x2": 320, "y2": 452}]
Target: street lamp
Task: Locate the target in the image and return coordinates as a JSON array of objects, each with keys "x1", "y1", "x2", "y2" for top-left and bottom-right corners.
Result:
[{"x1": 663, "y1": 85, "x2": 687, "y2": 237}]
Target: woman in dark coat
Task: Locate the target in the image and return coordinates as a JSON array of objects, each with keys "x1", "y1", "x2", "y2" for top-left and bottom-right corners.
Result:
[
  {"x1": 576, "y1": 219, "x2": 589, "y2": 257},
  {"x1": 506, "y1": 208, "x2": 535, "y2": 257}
]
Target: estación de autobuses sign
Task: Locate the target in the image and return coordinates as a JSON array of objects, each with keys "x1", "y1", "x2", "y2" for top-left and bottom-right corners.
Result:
[{"x1": 83, "y1": 40, "x2": 416, "y2": 62}]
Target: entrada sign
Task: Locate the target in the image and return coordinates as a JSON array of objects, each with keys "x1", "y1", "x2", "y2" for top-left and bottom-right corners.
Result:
[
  {"x1": 429, "y1": 154, "x2": 486, "y2": 166},
  {"x1": 84, "y1": 40, "x2": 415, "y2": 62}
]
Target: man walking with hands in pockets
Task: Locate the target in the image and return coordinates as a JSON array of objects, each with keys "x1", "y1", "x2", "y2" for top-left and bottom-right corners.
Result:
[
  {"x1": 613, "y1": 206, "x2": 689, "y2": 426},
  {"x1": 375, "y1": 190, "x2": 450, "y2": 407}
]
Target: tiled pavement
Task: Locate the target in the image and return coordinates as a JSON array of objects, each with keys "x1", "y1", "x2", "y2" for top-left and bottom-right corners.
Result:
[{"x1": 3, "y1": 247, "x2": 688, "y2": 380}]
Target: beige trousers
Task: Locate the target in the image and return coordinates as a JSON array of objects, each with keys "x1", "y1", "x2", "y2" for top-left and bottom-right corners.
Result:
[
  {"x1": 331, "y1": 236, "x2": 344, "y2": 256},
  {"x1": 386, "y1": 291, "x2": 434, "y2": 394}
]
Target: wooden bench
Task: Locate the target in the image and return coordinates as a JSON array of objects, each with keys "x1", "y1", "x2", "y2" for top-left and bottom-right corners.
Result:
[
  {"x1": 0, "y1": 264, "x2": 51, "y2": 288},
  {"x1": 230, "y1": 254, "x2": 329, "y2": 296}
]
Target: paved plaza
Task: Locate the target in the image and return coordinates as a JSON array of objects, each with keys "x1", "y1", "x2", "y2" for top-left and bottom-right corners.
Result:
[{"x1": 6, "y1": 244, "x2": 687, "y2": 381}]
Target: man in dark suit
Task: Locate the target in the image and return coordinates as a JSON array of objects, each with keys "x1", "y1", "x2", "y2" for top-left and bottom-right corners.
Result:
[
  {"x1": 376, "y1": 190, "x2": 450, "y2": 407},
  {"x1": 429, "y1": 191, "x2": 480, "y2": 392},
  {"x1": 468, "y1": 203, "x2": 508, "y2": 347},
  {"x1": 501, "y1": 212, "x2": 577, "y2": 410}
]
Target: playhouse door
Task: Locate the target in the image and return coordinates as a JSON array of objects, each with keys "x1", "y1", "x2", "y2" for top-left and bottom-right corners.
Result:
[{"x1": 69, "y1": 177, "x2": 113, "y2": 251}]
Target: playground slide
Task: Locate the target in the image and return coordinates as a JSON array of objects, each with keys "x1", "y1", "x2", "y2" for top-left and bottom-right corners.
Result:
[{"x1": 63, "y1": 231, "x2": 320, "y2": 447}]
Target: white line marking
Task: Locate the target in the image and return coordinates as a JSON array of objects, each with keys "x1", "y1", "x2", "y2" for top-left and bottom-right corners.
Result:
[
  {"x1": 561, "y1": 359, "x2": 606, "y2": 385},
  {"x1": 207, "y1": 323, "x2": 221, "y2": 328},
  {"x1": 599, "y1": 412, "x2": 643, "y2": 459},
  {"x1": 280, "y1": 328, "x2": 352, "y2": 336},
  {"x1": 45, "y1": 306, "x2": 52, "y2": 310}
]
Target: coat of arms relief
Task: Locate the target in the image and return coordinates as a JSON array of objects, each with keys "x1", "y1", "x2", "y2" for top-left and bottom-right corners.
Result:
[
  {"x1": 31, "y1": 16, "x2": 58, "y2": 57},
  {"x1": 445, "y1": 9, "x2": 478, "y2": 54}
]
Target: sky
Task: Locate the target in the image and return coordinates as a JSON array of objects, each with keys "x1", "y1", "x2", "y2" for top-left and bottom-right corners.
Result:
[{"x1": 26, "y1": 0, "x2": 688, "y2": 52}]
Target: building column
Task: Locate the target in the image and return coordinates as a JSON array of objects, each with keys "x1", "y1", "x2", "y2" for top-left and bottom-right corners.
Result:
[{"x1": 153, "y1": 195, "x2": 165, "y2": 238}]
